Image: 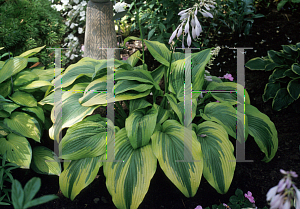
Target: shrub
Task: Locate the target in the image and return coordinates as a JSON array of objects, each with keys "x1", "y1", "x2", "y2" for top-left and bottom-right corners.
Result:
[{"x1": 0, "y1": 0, "x2": 67, "y2": 68}]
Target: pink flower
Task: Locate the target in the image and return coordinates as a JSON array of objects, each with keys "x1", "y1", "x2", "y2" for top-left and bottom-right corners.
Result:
[
  {"x1": 223, "y1": 73, "x2": 234, "y2": 81},
  {"x1": 195, "y1": 206, "x2": 202, "y2": 209},
  {"x1": 122, "y1": 56, "x2": 128, "y2": 61},
  {"x1": 81, "y1": 45, "x2": 84, "y2": 52},
  {"x1": 245, "y1": 191, "x2": 255, "y2": 203},
  {"x1": 216, "y1": 100, "x2": 220, "y2": 103},
  {"x1": 223, "y1": 203, "x2": 230, "y2": 208}
]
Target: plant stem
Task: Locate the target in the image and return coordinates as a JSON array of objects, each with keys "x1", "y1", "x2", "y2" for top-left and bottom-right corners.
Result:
[
  {"x1": 134, "y1": 1, "x2": 145, "y2": 64},
  {"x1": 163, "y1": 39, "x2": 177, "y2": 109}
]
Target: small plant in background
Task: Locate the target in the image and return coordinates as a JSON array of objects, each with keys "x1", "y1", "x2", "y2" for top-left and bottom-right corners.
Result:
[
  {"x1": 195, "y1": 188, "x2": 268, "y2": 209},
  {"x1": 266, "y1": 169, "x2": 300, "y2": 209},
  {"x1": 215, "y1": 0, "x2": 264, "y2": 36},
  {"x1": 50, "y1": 0, "x2": 87, "y2": 66},
  {"x1": 0, "y1": 46, "x2": 61, "y2": 175},
  {"x1": 0, "y1": 0, "x2": 68, "y2": 69},
  {"x1": 0, "y1": 153, "x2": 19, "y2": 206},
  {"x1": 245, "y1": 43, "x2": 300, "y2": 112},
  {"x1": 11, "y1": 177, "x2": 58, "y2": 209},
  {"x1": 276, "y1": 0, "x2": 300, "y2": 11}
]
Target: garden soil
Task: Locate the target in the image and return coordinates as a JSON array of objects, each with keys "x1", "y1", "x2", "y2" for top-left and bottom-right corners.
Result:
[{"x1": 4, "y1": 6, "x2": 300, "y2": 209}]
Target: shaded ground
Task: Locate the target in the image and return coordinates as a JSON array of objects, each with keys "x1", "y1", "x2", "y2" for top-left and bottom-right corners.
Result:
[{"x1": 4, "y1": 5, "x2": 300, "y2": 209}]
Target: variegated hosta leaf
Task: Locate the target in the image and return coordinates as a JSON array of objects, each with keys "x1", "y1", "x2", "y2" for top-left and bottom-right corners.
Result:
[
  {"x1": 169, "y1": 48, "x2": 212, "y2": 95},
  {"x1": 129, "y1": 98, "x2": 152, "y2": 115},
  {"x1": 31, "y1": 68, "x2": 61, "y2": 81},
  {"x1": 143, "y1": 39, "x2": 171, "y2": 66},
  {"x1": 165, "y1": 94, "x2": 197, "y2": 126},
  {"x1": 18, "y1": 80, "x2": 53, "y2": 90},
  {"x1": 92, "y1": 58, "x2": 128, "y2": 79},
  {"x1": 194, "y1": 121, "x2": 236, "y2": 194},
  {"x1": 207, "y1": 82, "x2": 251, "y2": 105},
  {"x1": 115, "y1": 80, "x2": 153, "y2": 94},
  {"x1": 0, "y1": 133, "x2": 32, "y2": 168},
  {"x1": 168, "y1": 59, "x2": 186, "y2": 101},
  {"x1": 103, "y1": 128, "x2": 157, "y2": 209},
  {"x1": 51, "y1": 59, "x2": 96, "y2": 89},
  {"x1": 49, "y1": 87, "x2": 100, "y2": 140},
  {"x1": 59, "y1": 155, "x2": 103, "y2": 200},
  {"x1": 17, "y1": 45, "x2": 45, "y2": 58},
  {"x1": 200, "y1": 102, "x2": 249, "y2": 142},
  {"x1": 125, "y1": 50, "x2": 142, "y2": 67},
  {"x1": 115, "y1": 68, "x2": 159, "y2": 90},
  {"x1": 114, "y1": 90, "x2": 151, "y2": 103},
  {"x1": 9, "y1": 91, "x2": 37, "y2": 107},
  {"x1": 78, "y1": 76, "x2": 107, "y2": 106},
  {"x1": 191, "y1": 48, "x2": 212, "y2": 91},
  {"x1": 0, "y1": 57, "x2": 28, "y2": 83},
  {"x1": 59, "y1": 119, "x2": 107, "y2": 160},
  {"x1": 151, "y1": 120, "x2": 203, "y2": 197},
  {"x1": 151, "y1": 65, "x2": 165, "y2": 85},
  {"x1": 125, "y1": 106, "x2": 158, "y2": 149},
  {"x1": 31, "y1": 146, "x2": 61, "y2": 176},
  {"x1": 13, "y1": 71, "x2": 38, "y2": 86},
  {"x1": 287, "y1": 78, "x2": 300, "y2": 100},
  {"x1": 79, "y1": 75, "x2": 153, "y2": 107},
  {"x1": 245, "y1": 104, "x2": 278, "y2": 162},
  {"x1": 153, "y1": 104, "x2": 170, "y2": 125},
  {"x1": 4, "y1": 112, "x2": 41, "y2": 142}
]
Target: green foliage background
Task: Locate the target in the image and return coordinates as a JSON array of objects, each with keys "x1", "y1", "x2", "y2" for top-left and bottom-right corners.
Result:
[{"x1": 0, "y1": 0, "x2": 67, "y2": 67}]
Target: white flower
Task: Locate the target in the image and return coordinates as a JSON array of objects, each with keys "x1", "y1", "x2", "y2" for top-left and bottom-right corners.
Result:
[
  {"x1": 73, "y1": 0, "x2": 79, "y2": 4},
  {"x1": 80, "y1": 11, "x2": 85, "y2": 17},
  {"x1": 184, "y1": 20, "x2": 190, "y2": 34},
  {"x1": 61, "y1": 0, "x2": 69, "y2": 5},
  {"x1": 204, "y1": 74, "x2": 212, "y2": 82},
  {"x1": 70, "y1": 54, "x2": 75, "y2": 60},
  {"x1": 201, "y1": 10, "x2": 213, "y2": 18},
  {"x1": 52, "y1": 4, "x2": 63, "y2": 11},
  {"x1": 70, "y1": 23, "x2": 75, "y2": 29},
  {"x1": 187, "y1": 32, "x2": 191, "y2": 47},
  {"x1": 73, "y1": 5, "x2": 78, "y2": 10},
  {"x1": 81, "y1": 1, "x2": 87, "y2": 7},
  {"x1": 65, "y1": 20, "x2": 70, "y2": 26},
  {"x1": 79, "y1": 16, "x2": 85, "y2": 21},
  {"x1": 67, "y1": 34, "x2": 74, "y2": 39},
  {"x1": 177, "y1": 24, "x2": 183, "y2": 37},
  {"x1": 78, "y1": 27, "x2": 83, "y2": 34},
  {"x1": 114, "y1": 2, "x2": 130, "y2": 13}
]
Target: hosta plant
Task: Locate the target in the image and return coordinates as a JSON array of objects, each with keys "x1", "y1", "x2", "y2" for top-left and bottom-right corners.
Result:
[
  {"x1": 245, "y1": 43, "x2": 300, "y2": 112},
  {"x1": 39, "y1": 36, "x2": 278, "y2": 209},
  {"x1": 0, "y1": 46, "x2": 61, "y2": 175}
]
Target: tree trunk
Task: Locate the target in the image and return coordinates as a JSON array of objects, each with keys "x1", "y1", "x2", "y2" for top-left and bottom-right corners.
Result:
[{"x1": 84, "y1": 0, "x2": 120, "y2": 60}]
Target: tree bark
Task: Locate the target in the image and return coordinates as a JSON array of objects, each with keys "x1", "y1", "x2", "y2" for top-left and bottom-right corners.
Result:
[{"x1": 84, "y1": 0, "x2": 120, "y2": 60}]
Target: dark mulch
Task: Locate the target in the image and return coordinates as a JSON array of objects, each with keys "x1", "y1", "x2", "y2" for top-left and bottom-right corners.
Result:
[{"x1": 4, "y1": 5, "x2": 300, "y2": 209}]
